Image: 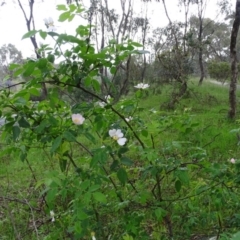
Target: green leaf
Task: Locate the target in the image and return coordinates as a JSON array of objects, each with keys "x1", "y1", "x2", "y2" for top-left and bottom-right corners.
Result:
[
  {"x1": 59, "y1": 158, "x2": 67, "y2": 172},
  {"x1": 63, "y1": 131, "x2": 76, "y2": 142},
  {"x1": 13, "y1": 68, "x2": 24, "y2": 77},
  {"x1": 35, "y1": 120, "x2": 49, "y2": 133},
  {"x1": 51, "y1": 136, "x2": 63, "y2": 153},
  {"x1": 120, "y1": 157, "x2": 133, "y2": 166},
  {"x1": 80, "y1": 180, "x2": 90, "y2": 191},
  {"x1": 141, "y1": 129, "x2": 148, "y2": 137},
  {"x1": 68, "y1": 14, "x2": 75, "y2": 22},
  {"x1": 84, "y1": 77, "x2": 92, "y2": 87},
  {"x1": 76, "y1": 210, "x2": 88, "y2": 220},
  {"x1": 48, "y1": 116, "x2": 58, "y2": 126},
  {"x1": 18, "y1": 117, "x2": 30, "y2": 128},
  {"x1": 117, "y1": 168, "x2": 128, "y2": 185},
  {"x1": 92, "y1": 192, "x2": 107, "y2": 203},
  {"x1": 118, "y1": 147, "x2": 129, "y2": 156},
  {"x1": 176, "y1": 169, "x2": 189, "y2": 186},
  {"x1": 69, "y1": 4, "x2": 77, "y2": 12},
  {"x1": 60, "y1": 141, "x2": 70, "y2": 154},
  {"x1": 57, "y1": 4, "x2": 68, "y2": 11},
  {"x1": 76, "y1": 25, "x2": 89, "y2": 37},
  {"x1": 22, "y1": 30, "x2": 38, "y2": 40},
  {"x1": 110, "y1": 66, "x2": 116, "y2": 74},
  {"x1": 175, "y1": 180, "x2": 182, "y2": 192},
  {"x1": 28, "y1": 88, "x2": 40, "y2": 96},
  {"x1": 154, "y1": 207, "x2": 167, "y2": 221},
  {"x1": 84, "y1": 132, "x2": 96, "y2": 144},
  {"x1": 110, "y1": 160, "x2": 119, "y2": 171},
  {"x1": 123, "y1": 235, "x2": 134, "y2": 240},
  {"x1": 20, "y1": 151, "x2": 27, "y2": 162},
  {"x1": 90, "y1": 149, "x2": 107, "y2": 168},
  {"x1": 48, "y1": 32, "x2": 59, "y2": 37},
  {"x1": 47, "y1": 54, "x2": 55, "y2": 63},
  {"x1": 88, "y1": 184, "x2": 100, "y2": 192},
  {"x1": 38, "y1": 58, "x2": 48, "y2": 69},
  {"x1": 39, "y1": 30, "x2": 47, "y2": 40},
  {"x1": 12, "y1": 126, "x2": 20, "y2": 141},
  {"x1": 59, "y1": 11, "x2": 70, "y2": 22},
  {"x1": 22, "y1": 62, "x2": 36, "y2": 77},
  {"x1": 131, "y1": 42, "x2": 143, "y2": 47},
  {"x1": 92, "y1": 79, "x2": 100, "y2": 92},
  {"x1": 135, "y1": 89, "x2": 143, "y2": 98},
  {"x1": 9, "y1": 63, "x2": 20, "y2": 70}
]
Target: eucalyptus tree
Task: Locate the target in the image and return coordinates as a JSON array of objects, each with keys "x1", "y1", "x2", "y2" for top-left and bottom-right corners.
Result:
[
  {"x1": 133, "y1": 16, "x2": 150, "y2": 82},
  {"x1": 228, "y1": 0, "x2": 240, "y2": 119},
  {"x1": 192, "y1": 0, "x2": 209, "y2": 85},
  {"x1": 0, "y1": 44, "x2": 23, "y2": 80},
  {"x1": 188, "y1": 15, "x2": 231, "y2": 79},
  {"x1": 144, "y1": 0, "x2": 194, "y2": 109}
]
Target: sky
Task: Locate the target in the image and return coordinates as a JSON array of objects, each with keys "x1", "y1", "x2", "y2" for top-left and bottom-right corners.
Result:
[{"x1": 0, "y1": 0, "x2": 235, "y2": 58}]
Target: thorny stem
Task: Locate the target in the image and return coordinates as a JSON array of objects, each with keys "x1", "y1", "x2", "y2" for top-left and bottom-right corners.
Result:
[
  {"x1": 41, "y1": 80, "x2": 145, "y2": 149},
  {"x1": 25, "y1": 158, "x2": 37, "y2": 182},
  {"x1": 25, "y1": 157, "x2": 49, "y2": 209},
  {"x1": 66, "y1": 153, "x2": 78, "y2": 169},
  {"x1": 24, "y1": 197, "x2": 40, "y2": 240},
  {"x1": 75, "y1": 140, "x2": 93, "y2": 156},
  {"x1": 109, "y1": 152, "x2": 138, "y2": 194},
  {"x1": 68, "y1": 140, "x2": 125, "y2": 203}
]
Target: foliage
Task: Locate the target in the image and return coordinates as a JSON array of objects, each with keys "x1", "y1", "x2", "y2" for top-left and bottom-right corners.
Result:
[
  {"x1": 1, "y1": 3, "x2": 240, "y2": 240},
  {"x1": 0, "y1": 44, "x2": 23, "y2": 82},
  {"x1": 207, "y1": 61, "x2": 231, "y2": 84},
  {"x1": 156, "y1": 48, "x2": 193, "y2": 83}
]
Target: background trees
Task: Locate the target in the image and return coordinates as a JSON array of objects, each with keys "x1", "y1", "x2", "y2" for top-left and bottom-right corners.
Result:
[
  {"x1": 0, "y1": 44, "x2": 23, "y2": 79},
  {"x1": 0, "y1": 44, "x2": 23, "y2": 90},
  {"x1": 0, "y1": 0, "x2": 237, "y2": 110}
]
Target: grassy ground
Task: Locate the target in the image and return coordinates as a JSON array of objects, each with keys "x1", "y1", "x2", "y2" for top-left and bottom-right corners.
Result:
[
  {"x1": 140, "y1": 78, "x2": 240, "y2": 159},
  {"x1": 1, "y1": 77, "x2": 240, "y2": 239}
]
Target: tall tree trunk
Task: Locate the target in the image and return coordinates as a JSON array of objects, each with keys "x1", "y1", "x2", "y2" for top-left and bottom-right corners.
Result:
[
  {"x1": 228, "y1": 0, "x2": 240, "y2": 119},
  {"x1": 198, "y1": 18, "x2": 205, "y2": 85},
  {"x1": 141, "y1": 19, "x2": 147, "y2": 82},
  {"x1": 161, "y1": 0, "x2": 188, "y2": 109},
  {"x1": 197, "y1": 0, "x2": 206, "y2": 85}
]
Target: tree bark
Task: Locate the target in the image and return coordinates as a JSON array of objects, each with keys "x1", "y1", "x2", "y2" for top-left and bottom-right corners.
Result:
[
  {"x1": 228, "y1": 0, "x2": 240, "y2": 119},
  {"x1": 197, "y1": 0, "x2": 206, "y2": 85},
  {"x1": 198, "y1": 16, "x2": 205, "y2": 85}
]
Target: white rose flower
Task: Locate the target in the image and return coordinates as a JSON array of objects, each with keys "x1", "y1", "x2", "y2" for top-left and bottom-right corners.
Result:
[
  {"x1": 109, "y1": 129, "x2": 127, "y2": 146},
  {"x1": 44, "y1": 17, "x2": 57, "y2": 32},
  {"x1": 96, "y1": 101, "x2": 106, "y2": 108},
  {"x1": 50, "y1": 210, "x2": 55, "y2": 222},
  {"x1": 125, "y1": 116, "x2": 133, "y2": 122},
  {"x1": 72, "y1": 113, "x2": 85, "y2": 125},
  {"x1": 105, "y1": 95, "x2": 111, "y2": 103},
  {"x1": 134, "y1": 83, "x2": 150, "y2": 89}
]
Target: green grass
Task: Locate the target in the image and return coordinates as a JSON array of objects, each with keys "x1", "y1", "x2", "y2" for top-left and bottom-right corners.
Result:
[{"x1": 138, "y1": 78, "x2": 240, "y2": 158}]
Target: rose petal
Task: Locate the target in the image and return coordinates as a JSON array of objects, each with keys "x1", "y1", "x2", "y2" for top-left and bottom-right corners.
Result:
[
  {"x1": 109, "y1": 129, "x2": 116, "y2": 137},
  {"x1": 72, "y1": 113, "x2": 85, "y2": 125},
  {"x1": 117, "y1": 138, "x2": 127, "y2": 146},
  {"x1": 116, "y1": 129, "x2": 123, "y2": 138}
]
